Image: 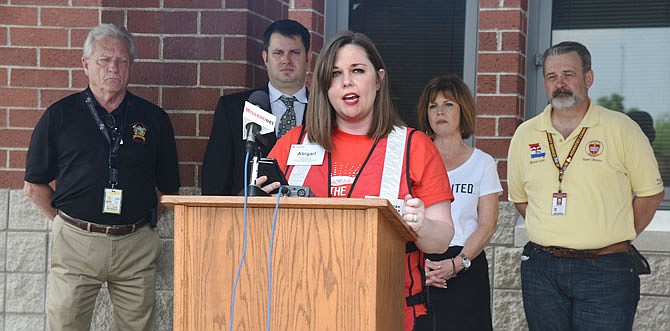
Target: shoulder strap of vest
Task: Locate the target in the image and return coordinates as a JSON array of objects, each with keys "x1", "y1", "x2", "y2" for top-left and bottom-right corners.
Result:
[
  {"x1": 405, "y1": 129, "x2": 419, "y2": 255},
  {"x1": 405, "y1": 128, "x2": 417, "y2": 196},
  {"x1": 379, "y1": 126, "x2": 407, "y2": 200}
]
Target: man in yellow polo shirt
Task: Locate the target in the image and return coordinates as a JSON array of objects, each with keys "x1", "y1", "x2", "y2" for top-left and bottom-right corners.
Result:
[{"x1": 507, "y1": 41, "x2": 664, "y2": 331}]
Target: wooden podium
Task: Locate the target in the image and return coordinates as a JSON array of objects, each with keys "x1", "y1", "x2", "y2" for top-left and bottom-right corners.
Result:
[{"x1": 161, "y1": 195, "x2": 417, "y2": 331}]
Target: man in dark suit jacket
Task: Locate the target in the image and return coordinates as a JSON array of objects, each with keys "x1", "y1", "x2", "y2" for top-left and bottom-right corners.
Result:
[{"x1": 202, "y1": 19, "x2": 310, "y2": 195}]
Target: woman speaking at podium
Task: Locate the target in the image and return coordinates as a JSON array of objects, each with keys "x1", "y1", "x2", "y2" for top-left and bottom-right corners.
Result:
[{"x1": 258, "y1": 30, "x2": 455, "y2": 330}]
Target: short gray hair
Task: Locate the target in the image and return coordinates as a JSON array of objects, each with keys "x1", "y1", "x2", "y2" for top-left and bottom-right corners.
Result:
[
  {"x1": 542, "y1": 41, "x2": 591, "y2": 74},
  {"x1": 82, "y1": 23, "x2": 136, "y2": 61}
]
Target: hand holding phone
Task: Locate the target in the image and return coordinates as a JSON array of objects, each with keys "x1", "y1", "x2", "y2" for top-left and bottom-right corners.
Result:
[{"x1": 254, "y1": 158, "x2": 287, "y2": 194}]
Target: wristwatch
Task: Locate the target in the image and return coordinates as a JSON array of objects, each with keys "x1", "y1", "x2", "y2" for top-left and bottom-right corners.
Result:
[{"x1": 458, "y1": 252, "x2": 471, "y2": 271}]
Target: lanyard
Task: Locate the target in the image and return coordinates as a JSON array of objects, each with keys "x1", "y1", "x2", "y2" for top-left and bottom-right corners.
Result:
[
  {"x1": 545, "y1": 127, "x2": 588, "y2": 193},
  {"x1": 84, "y1": 92, "x2": 128, "y2": 188}
]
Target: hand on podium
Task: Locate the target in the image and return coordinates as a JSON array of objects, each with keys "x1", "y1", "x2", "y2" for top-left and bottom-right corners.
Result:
[
  {"x1": 403, "y1": 194, "x2": 454, "y2": 255},
  {"x1": 402, "y1": 194, "x2": 425, "y2": 229}
]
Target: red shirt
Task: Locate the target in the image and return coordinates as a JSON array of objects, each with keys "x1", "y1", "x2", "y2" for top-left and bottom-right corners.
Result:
[
  {"x1": 270, "y1": 127, "x2": 453, "y2": 206},
  {"x1": 270, "y1": 126, "x2": 453, "y2": 330}
]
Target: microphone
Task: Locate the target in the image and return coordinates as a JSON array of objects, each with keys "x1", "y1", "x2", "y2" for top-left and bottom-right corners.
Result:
[
  {"x1": 242, "y1": 91, "x2": 275, "y2": 152},
  {"x1": 240, "y1": 91, "x2": 275, "y2": 197}
]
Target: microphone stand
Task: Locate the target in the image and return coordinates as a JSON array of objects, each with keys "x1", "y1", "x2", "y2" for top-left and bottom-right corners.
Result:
[{"x1": 239, "y1": 129, "x2": 270, "y2": 197}]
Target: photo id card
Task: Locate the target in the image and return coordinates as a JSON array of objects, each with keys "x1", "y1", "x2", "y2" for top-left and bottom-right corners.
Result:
[
  {"x1": 552, "y1": 192, "x2": 567, "y2": 216},
  {"x1": 103, "y1": 188, "x2": 123, "y2": 214}
]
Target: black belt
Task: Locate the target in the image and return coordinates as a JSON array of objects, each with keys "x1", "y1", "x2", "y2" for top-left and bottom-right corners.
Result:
[
  {"x1": 58, "y1": 210, "x2": 150, "y2": 236},
  {"x1": 530, "y1": 241, "x2": 631, "y2": 259}
]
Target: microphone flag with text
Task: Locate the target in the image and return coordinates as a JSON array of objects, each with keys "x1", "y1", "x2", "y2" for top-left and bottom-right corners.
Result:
[
  {"x1": 240, "y1": 91, "x2": 274, "y2": 196},
  {"x1": 243, "y1": 91, "x2": 275, "y2": 152}
]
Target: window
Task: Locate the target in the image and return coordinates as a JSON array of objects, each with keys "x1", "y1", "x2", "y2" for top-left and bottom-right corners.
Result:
[
  {"x1": 325, "y1": 0, "x2": 477, "y2": 128},
  {"x1": 528, "y1": 0, "x2": 670, "y2": 208}
]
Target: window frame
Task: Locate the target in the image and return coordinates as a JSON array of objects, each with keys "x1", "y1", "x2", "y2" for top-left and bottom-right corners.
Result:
[{"x1": 324, "y1": 0, "x2": 479, "y2": 144}]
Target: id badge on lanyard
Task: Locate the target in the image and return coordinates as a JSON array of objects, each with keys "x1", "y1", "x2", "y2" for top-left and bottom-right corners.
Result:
[
  {"x1": 546, "y1": 127, "x2": 588, "y2": 217},
  {"x1": 552, "y1": 192, "x2": 567, "y2": 216},
  {"x1": 84, "y1": 92, "x2": 125, "y2": 215},
  {"x1": 103, "y1": 188, "x2": 123, "y2": 214}
]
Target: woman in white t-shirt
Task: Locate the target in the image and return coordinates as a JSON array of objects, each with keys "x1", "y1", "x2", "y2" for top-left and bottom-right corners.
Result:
[{"x1": 414, "y1": 75, "x2": 502, "y2": 331}]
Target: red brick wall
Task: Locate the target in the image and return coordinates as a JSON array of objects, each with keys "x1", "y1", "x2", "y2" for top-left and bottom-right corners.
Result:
[
  {"x1": 476, "y1": 0, "x2": 528, "y2": 198},
  {"x1": 2, "y1": 2, "x2": 524, "y2": 196},
  {"x1": 0, "y1": 1, "x2": 324, "y2": 190}
]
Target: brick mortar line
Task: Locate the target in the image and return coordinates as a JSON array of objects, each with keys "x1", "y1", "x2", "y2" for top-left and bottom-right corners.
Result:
[
  {"x1": 0, "y1": 126, "x2": 34, "y2": 130},
  {"x1": 476, "y1": 136, "x2": 515, "y2": 139},
  {"x1": 135, "y1": 60, "x2": 254, "y2": 63},
  {"x1": 2, "y1": 84, "x2": 251, "y2": 89},
  {"x1": 3, "y1": 68, "x2": 81, "y2": 72},
  {"x1": 0, "y1": 86, "x2": 75, "y2": 89},
  {"x1": 479, "y1": 7, "x2": 527, "y2": 12},
  {"x1": 479, "y1": 29, "x2": 527, "y2": 33},
  {"x1": 163, "y1": 109, "x2": 206, "y2": 114},
  {"x1": 122, "y1": 8, "x2": 253, "y2": 12},
  {"x1": 138, "y1": 34, "x2": 252, "y2": 37},
  {"x1": 477, "y1": 73, "x2": 527, "y2": 76},
  {"x1": 478, "y1": 115, "x2": 523, "y2": 118},
  {"x1": 0, "y1": 146, "x2": 31, "y2": 150},
  {"x1": 477, "y1": 71, "x2": 526, "y2": 77},
  {"x1": 477, "y1": 93, "x2": 525, "y2": 96}
]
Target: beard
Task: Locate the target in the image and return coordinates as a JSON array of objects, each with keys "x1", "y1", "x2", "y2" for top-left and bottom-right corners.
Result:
[{"x1": 550, "y1": 88, "x2": 584, "y2": 110}]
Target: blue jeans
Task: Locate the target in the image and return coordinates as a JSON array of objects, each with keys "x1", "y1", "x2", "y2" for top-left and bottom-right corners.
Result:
[{"x1": 520, "y1": 242, "x2": 639, "y2": 331}]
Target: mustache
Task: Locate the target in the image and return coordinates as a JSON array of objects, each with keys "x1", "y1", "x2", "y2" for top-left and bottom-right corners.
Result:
[{"x1": 552, "y1": 88, "x2": 573, "y2": 98}]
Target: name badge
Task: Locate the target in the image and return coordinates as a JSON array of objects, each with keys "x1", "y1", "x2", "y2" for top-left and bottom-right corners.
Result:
[
  {"x1": 551, "y1": 192, "x2": 567, "y2": 216},
  {"x1": 103, "y1": 188, "x2": 123, "y2": 214},
  {"x1": 287, "y1": 144, "x2": 325, "y2": 165}
]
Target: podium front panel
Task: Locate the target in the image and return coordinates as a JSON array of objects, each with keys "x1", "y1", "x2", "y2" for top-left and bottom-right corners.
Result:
[{"x1": 167, "y1": 196, "x2": 410, "y2": 331}]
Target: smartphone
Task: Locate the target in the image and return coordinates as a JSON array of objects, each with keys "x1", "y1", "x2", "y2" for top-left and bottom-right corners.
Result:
[{"x1": 255, "y1": 157, "x2": 288, "y2": 187}]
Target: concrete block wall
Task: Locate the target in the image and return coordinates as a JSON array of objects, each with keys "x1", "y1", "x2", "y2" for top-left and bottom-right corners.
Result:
[
  {"x1": 2, "y1": 191, "x2": 669, "y2": 330},
  {"x1": 489, "y1": 201, "x2": 670, "y2": 331},
  {"x1": 0, "y1": 188, "x2": 174, "y2": 330}
]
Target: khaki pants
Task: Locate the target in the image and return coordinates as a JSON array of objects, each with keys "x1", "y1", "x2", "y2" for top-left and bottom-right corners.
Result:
[{"x1": 48, "y1": 215, "x2": 160, "y2": 331}]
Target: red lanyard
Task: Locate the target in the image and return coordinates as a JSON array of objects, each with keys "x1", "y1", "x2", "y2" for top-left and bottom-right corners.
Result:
[{"x1": 545, "y1": 127, "x2": 588, "y2": 193}]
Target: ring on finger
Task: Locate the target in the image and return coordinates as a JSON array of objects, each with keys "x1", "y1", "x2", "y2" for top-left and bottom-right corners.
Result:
[{"x1": 412, "y1": 213, "x2": 418, "y2": 222}]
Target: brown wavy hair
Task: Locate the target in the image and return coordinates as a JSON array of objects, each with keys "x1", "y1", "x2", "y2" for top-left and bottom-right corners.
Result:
[
  {"x1": 305, "y1": 31, "x2": 404, "y2": 150},
  {"x1": 416, "y1": 74, "x2": 476, "y2": 139}
]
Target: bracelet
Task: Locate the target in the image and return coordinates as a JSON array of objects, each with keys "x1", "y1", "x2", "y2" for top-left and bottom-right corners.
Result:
[{"x1": 450, "y1": 257, "x2": 457, "y2": 278}]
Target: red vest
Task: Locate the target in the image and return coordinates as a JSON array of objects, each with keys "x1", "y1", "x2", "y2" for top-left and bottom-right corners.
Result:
[{"x1": 287, "y1": 129, "x2": 427, "y2": 329}]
